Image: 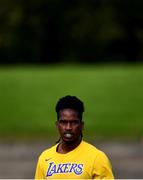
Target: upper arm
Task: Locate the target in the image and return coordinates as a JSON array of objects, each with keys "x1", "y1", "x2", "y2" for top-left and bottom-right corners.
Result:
[
  {"x1": 35, "y1": 157, "x2": 44, "y2": 179},
  {"x1": 92, "y1": 151, "x2": 114, "y2": 179}
]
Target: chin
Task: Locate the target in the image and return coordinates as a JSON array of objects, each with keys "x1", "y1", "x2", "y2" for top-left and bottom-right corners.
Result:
[{"x1": 62, "y1": 138, "x2": 75, "y2": 143}]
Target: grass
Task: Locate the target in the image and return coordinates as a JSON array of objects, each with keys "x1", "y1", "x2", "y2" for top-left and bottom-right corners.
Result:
[{"x1": 0, "y1": 64, "x2": 143, "y2": 140}]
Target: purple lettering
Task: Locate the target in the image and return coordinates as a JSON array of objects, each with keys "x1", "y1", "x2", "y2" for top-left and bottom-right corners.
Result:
[
  {"x1": 46, "y1": 162, "x2": 54, "y2": 176},
  {"x1": 74, "y1": 164, "x2": 83, "y2": 175},
  {"x1": 57, "y1": 163, "x2": 65, "y2": 173},
  {"x1": 63, "y1": 163, "x2": 71, "y2": 173},
  {"x1": 69, "y1": 163, "x2": 77, "y2": 172},
  {"x1": 46, "y1": 162, "x2": 83, "y2": 177}
]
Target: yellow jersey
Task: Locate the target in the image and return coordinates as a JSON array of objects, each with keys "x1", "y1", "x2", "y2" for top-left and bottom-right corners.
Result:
[{"x1": 35, "y1": 140, "x2": 114, "y2": 179}]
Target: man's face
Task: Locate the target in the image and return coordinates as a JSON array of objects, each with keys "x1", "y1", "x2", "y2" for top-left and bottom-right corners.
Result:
[{"x1": 56, "y1": 108, "x2": 84, "y2": 143}]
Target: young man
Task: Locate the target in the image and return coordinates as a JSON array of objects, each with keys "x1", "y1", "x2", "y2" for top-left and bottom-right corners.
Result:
[{"x1": 35, "y1": 95, "x2": 114, "y2": 179}]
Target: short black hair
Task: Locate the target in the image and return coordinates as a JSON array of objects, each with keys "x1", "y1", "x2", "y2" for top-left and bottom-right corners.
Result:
[{"x1": 55, "y1": 95, "x2": 84, "y2": 121}]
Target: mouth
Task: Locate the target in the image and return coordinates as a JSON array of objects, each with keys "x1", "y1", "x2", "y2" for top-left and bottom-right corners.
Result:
[{"x1": 64, "y1": 132, "x2": 73, "y2": 138}]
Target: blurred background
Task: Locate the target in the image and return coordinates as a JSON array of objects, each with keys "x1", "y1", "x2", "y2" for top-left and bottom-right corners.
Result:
[{"x1": 0, "y1": 0, "x2": 143, "y2": 178}]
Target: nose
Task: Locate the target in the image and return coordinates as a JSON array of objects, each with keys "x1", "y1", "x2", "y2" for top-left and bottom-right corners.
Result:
[{"x1": 65, "y1": 122, "x2": 72, "y2": 130}]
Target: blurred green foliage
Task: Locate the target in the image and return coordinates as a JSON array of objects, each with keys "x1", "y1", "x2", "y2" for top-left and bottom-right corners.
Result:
[
  {"x1": 0, "y1": 64, "x2": 143, "y2": 140},
  {"x1": 0, "y1": 0, "x2": 143, "y2": 63}
]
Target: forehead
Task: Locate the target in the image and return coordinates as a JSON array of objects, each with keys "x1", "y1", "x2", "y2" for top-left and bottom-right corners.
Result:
[{"x1": 59, "y1": 109, "x2": 79, "y2": 119}]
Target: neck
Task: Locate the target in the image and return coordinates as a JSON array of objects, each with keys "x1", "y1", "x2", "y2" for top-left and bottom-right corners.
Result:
[{"x1": 57, "y1": 137, "x2": 82, "y2": 154}]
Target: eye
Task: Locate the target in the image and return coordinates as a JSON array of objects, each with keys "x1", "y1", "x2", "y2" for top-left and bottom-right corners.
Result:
[
  {"x1": 58, "y1": 120, "x2": 80, "y2": 126},
  {"x1": 59, "y1": 120, "x2": 66, "y2": 125},
  {"x1": 70, "y1": 120, "x2": 80, "y2": 126}
]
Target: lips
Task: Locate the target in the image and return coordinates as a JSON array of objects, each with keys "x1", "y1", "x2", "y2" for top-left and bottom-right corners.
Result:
[{"x1": 64, "y1": 132, "x2": 73, "y2": 138}]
